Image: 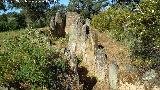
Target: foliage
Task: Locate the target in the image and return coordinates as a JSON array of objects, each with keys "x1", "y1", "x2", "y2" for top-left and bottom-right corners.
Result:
[
  {"x1": 0, "y1": 0, "x2": 66, "y2": 29},
  {"x1": 113, "y1": 0, "x2": 140, "y2": 4},
  {"x1": 10, "y1": 0, "x2": 57, "y2": 20},
  {"x1": 0, "y1": 14, "x2": 8, "y2": 21},
  {"x1": 0, "y1": 29, "x2": 68, "y2": 89},
  {"x1": 0, "y1": 13, "x2": 26, "y2": 32},
  {"x1": 68, "y1": 0, "x2": 109, "y2": 18},
  {"x1": 27, "y1": 17, "x2": 47, "y2": 28},
  {"x1": 92, "y1": 0, "x2": 160, "y2": 68},
  {"x1": 0, "y1": 1, "x2": 6, "y2": 10}
]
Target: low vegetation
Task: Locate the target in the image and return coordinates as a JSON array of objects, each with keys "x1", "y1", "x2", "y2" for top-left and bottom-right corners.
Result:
[
  {"x1": 92, "y1": 0, "x2": 160, "y2": 68},
  {"x1": 0, "y1": 28, "x2": 68, "y2": 89}
]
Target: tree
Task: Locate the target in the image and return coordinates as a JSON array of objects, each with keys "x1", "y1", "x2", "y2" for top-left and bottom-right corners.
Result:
[
  {"x1": 12, "y1": 0, "x2": 54, "y2": 20},
  {"x1": 68, "y1": 0, "x2": 109, "y2": 18},
  {"x1": 0, "y1": 2, "x2": 6, "y2": 10},
  {"x1": 113, "y1": 0, "x2": 140, "y2": 4}
]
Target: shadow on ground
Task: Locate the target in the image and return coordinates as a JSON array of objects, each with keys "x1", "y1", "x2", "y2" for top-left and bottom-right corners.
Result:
[{"x1": 78, "y1": 66, "x2": 97, "y2": 90}]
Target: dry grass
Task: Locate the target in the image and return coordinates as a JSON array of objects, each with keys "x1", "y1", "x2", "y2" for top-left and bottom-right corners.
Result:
[{"x1": 96, "y1": 31, "x2": 131, "y2": 71}]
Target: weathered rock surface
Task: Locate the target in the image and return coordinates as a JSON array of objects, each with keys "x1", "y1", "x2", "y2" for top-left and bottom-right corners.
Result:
[
  {"x1": 66, "y1": 14, "x2": 108, "y2": 89},
  {"x1": 67, "y1": 16, "x2": 83, "y2": 55},
  {"x1": 64, "y1": 12, "x2": 160, "y2": 90},
  {"x1": 108, "y1": 60, "x2": 119, "y2": 90},
  {"x1": 50, "y1": 12, "x2": 66, "y2": 37},
  {"x1": 64, "y1": 48, "x2": 82, "y2": 90},
  {"x1": 95, "y1": 46, "x2": 107, "y2": 81},
  {"x1": 142, "y1": 69, "x2": 158, "y2": 81},
  {"x1": 125, "y1": 64, "x2": 138, "y2": 73},
  {"x1": 65, "y1": 12, "x2": 80, "y2": 34}
]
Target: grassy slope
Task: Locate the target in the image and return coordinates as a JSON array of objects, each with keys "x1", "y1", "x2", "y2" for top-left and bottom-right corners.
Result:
[
  {"x1": 0, "y1": 27, "x2": 69, "y2": 89},
  {"x1": 0, "y1": 30, "x2": 23, "y2": 43}
]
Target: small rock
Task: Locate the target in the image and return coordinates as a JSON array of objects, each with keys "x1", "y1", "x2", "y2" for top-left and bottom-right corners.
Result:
[
  {"x1": 125, "y1": 64, "x2": 138, "y2": 73},
  {"x1": 142, "y1": 69, "x2": 158, "y2": 81},
  {"x1": 10, "y1": 87, "x2": 16, "y2": 90},
  {"x1": 0, "y1": 87, "x2": 8, "y2": 90}
]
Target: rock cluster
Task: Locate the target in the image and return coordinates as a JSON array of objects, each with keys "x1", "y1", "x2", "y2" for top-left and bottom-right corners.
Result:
[
  {"x1": 66, "y1": 13, "x2": 109, "y2": 89},
  {"x1": 51, "y1": 11, "x2": 160, "y2": 90}
]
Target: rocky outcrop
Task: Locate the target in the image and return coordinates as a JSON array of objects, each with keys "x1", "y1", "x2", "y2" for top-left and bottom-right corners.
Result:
[
  {"x1": 63, "y1": 12, "x2": 160, "y2": 90},
  {"x1": 66, "y1": 13, "x2": 108, "y2": 90},
  {"x1": 50, "y1": 12, "x2": 66, "y2": 37}
]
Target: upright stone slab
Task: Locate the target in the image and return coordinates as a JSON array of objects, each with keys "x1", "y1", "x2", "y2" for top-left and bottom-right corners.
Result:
[
  {"x1": 85, "y1": 18, "x2": 91, "y2": 26},
  {"x1": 95, "y1": 46, "x2": 107, "y2": 81},
  {"x1": 108, "y1": 60, "x2": 119, "y2": 90},
  {"x1": 50, "y1": 12, "x2": 66, "y2": 37},
  {"x1": 64, "y1": 48, "x2": 82, "y2": 90},
  {"x1": 68, "y1": 16, "x2": 83, "y2": 55},
  {"x1": 65, "y1": 12, "x2": 80, "y2": 34},
  {"x1": 50, "y1": 15, "x2": 55, "y2": 32}
]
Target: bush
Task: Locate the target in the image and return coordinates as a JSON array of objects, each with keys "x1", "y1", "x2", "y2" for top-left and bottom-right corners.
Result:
[
  {"x1": 14, "y1": 14, "x2": 27, "y2": 29},
  {"x1": 0, "y1": 13, "x2": 27, "y2": 32},
  {"x1": 91, "y1": 0, "x2": 160, "y2": 68},
  {"x1": 0, "y1": 14, "x2": 8, "y2": 21},
  {"x1": 27, "y1": 17, "x2": 47, "y2": 29},
  {"x1": 0, "y1": 21, "x2": 10, "y2": 32},
  {"x1": 0, "y1": 29, "x2": 68, "y2": 89}
]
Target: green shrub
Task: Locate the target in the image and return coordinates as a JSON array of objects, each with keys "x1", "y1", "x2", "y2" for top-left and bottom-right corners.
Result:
[
  {"x1": 28, "y1": 17, "x2": 47, "y2": 29},
  {"x1": 14, "y1": 14, "x2": 27, "y2": 29},
  {"x1": 0, "y1": 13, "x2": 27, "y2": 32},
  {"x1": 8, "y1": 19, "x2": 18, "y2": 30},
  {"x1": 91, "y1": 0, "x2": 160, "y2": 68},
  {"x1": 0, "y1": 21, "x2": 10, "y2": 32},
  {"x1": 0, "y1": 29, "x2": 68, "y2": 89},
  {"x1": 0, "y1": 14, "x2": 8, "y2": 22}
]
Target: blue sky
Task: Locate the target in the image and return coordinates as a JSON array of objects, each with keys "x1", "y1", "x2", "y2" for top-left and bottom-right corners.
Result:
[{"x1": 60, "y1": 0, "x2": 69, "y2": 5}]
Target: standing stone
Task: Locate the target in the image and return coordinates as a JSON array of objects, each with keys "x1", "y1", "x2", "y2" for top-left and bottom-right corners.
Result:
[
  {"x1": 95, "y1": 45, "x2": 107, "y2": 81},
  {"x1": 85, "y1": 18, "x2": 91, "y2": 26},
  {"x1": 50, "y1": 16, "x2": 55, "y2": 32},
  {"x1": 68, "y1": 16, "x2": 83, "y2": 54},
  {"x1": 50, "y1": 12, "x2": 66, "y2": 37},
  {"x1": 108, "y1": 60, "x2": 119, "y2": 90},
  {"x1": 65, "y1": 12, "x2": 80, "y2": 34}
]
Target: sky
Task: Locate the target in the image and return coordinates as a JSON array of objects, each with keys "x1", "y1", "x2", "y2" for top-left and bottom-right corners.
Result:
[{"x1": 60, "y1": 0, "x2": 69, "y2": 5}]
